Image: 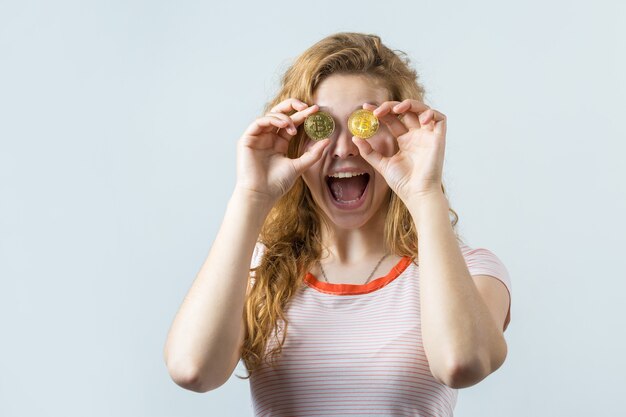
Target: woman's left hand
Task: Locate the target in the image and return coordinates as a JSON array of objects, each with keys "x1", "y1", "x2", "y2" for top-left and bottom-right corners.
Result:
[{"x1": 352, "y1": 99, "x2": 447, "y2": 203}]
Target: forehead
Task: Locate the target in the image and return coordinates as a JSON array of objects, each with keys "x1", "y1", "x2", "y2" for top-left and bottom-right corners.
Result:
[{"x1": 313, "y1": 73, "x2": 390, "y2": 111}]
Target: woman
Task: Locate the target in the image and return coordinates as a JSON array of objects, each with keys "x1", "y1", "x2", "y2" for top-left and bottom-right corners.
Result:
[{"x1": 164, "y1": 32, "x2": 512, "y2": 417}]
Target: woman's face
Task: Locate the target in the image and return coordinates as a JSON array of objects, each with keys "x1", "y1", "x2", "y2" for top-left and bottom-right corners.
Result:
[{"x1": 301, "y1": 73, "x2": 399, "y2": 230}]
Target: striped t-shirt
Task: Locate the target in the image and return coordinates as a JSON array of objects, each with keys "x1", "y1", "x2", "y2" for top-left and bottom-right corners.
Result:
[{"x1": 246, "y1": 241, "x2": 512, "y2": 416}]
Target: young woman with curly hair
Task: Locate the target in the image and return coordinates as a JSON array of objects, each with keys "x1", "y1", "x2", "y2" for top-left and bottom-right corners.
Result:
[{"x1": 165, "y1": 32, "x2": 512, "y2": 417}]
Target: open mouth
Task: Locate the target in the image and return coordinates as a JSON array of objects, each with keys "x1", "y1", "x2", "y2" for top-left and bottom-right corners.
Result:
[{"x1": 326, "y1": 173, "x2": 370, "y2": 204}]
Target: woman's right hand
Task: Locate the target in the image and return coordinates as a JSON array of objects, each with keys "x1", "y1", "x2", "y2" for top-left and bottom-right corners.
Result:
[{"x1": 235, "y1": 98, "x2": 330, "y2": 206}]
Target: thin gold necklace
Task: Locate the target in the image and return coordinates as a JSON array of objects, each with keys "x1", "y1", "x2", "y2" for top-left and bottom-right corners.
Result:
[{"x1": 318, "y1": 253, "x2": 390, "y2": 285}]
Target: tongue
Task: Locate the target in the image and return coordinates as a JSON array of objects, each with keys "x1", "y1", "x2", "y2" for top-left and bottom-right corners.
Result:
[{"x1": 328, "y1": 175, "x2": 368, "y2": 202}]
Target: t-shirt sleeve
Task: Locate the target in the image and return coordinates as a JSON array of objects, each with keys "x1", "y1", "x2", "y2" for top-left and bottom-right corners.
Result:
[
  {"x1": 459, "y1": 241, "x2": 512, "y2": 332},
  {"x1": 248, "y1": 241, "x2": 267, "y2": 289}
]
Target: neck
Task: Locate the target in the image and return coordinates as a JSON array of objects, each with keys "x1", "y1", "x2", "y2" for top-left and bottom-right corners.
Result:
[
  {"x1": 318, "y1": 251, "x2": 391, "y2": 285},
  {"x1": 319, "y1": 220, "x2": 388, "y2": 265}
]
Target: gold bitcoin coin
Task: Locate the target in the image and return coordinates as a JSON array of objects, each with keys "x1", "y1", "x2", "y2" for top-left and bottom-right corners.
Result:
[
  {"x1": 304, "y1": 111, "x2": 335, "y2": 141},
  {"x1": 348, "y1": 109, "x2": 379, "y2": 139}
]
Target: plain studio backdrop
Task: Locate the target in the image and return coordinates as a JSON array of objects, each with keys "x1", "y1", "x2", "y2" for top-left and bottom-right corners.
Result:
[{"x1": 1, "y1": 1, "x2": 624, "y2": 416}]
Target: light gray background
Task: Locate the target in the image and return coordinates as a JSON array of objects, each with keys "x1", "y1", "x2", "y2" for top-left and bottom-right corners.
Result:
[{"x1": 1, "y1": 0, "x2": 624, "y2": 416}]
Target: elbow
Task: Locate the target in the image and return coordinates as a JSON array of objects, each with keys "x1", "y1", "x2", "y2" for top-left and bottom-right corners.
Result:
[
  {"x1": 165, "y1": 358, "x2": 222, "y2": 393},
  {"x1": 437, "y1": 346, "x2": 508, "y2": 389},
  {"x1": 440, "y1": 359, "x2": 489, "y2": 389}
]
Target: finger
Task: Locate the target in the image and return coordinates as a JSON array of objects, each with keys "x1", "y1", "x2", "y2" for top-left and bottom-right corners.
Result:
[
  {"x1": 288, "y1": 104, "x2": 320, "y2": 127},
  {"x1": 262, "y1": 114, "x2": 301, "y2": 142},
  {"x1": 392, "y1": 99, "x2": 431, "y2": 130},
  {"x1": 393, "y1": 98, "x2": 431, "y2": 114},
  {"x1": 270, "y1": 98, "x2": 309, "y2": 114},
  {"x1": 271, "y1": 106, "x2": 322, "y2": 141},
  {"x1": 372, "y1": 101, "x2": 403, "y2": 119},
  {"x1": 363, "y1": 103, "x2": 407, "y2": 138},
  {"x1": 373, "y1": 100, "x2": 420, "y2": 130},
  {"x1": 291, "y1": 138, "x2": 331, "y2": 175},
  {"x1": 351, "y1": 135, "x2": 387, "y2": 174},
  {"x1": 274, "y1": 126, "x2": 292, "y2": 142},
  {"x1": 268, "y1": 98, "x2": 311, "y2": 138},
  {"x1": 245, "y1": 115, "x2": 293, "y2": 137},
  {"x1": 269, "y1": 104, "x2": 320, "y2": 132},
  {"x1": 266, "y1": 112, "x2": 298, "y2": 135},
  {"x1": 429, "y1": 109, "x2": 447, "y2": 137},
  {"x1": 420, "y1": 108, "x2": 446, "y2": 124},
  {"x1": 418, "y1": 108, "x2": 446, "y2": 133}
]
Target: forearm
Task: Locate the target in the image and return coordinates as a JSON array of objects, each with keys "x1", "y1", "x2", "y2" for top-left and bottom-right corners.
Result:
[
  {"x1": 406, "y1": 191, "x2": 506, "y2": 387},
  {"x1": 163, "y1": 188, "x2": 272, "y2": 385}
]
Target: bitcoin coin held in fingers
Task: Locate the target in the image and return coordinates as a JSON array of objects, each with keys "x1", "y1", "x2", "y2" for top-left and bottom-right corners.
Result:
[
  {"x1": 348, "y1": 109, "x2": 379, "y2": 139},
  {"x1": 304, "y1": 111, "x2": 335, "y2": 141}
]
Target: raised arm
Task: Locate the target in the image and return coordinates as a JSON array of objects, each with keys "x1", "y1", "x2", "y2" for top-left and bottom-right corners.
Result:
[
  {"x1": 163, "y1": 97, "x2": 329, "y2": 392},
  {"x1": 163, "y1": 189, "x2": 271, "y2": 392}
]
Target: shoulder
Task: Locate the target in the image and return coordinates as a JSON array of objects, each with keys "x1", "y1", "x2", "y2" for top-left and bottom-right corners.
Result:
[
  {"x1": 459, "y1": 240, "x2": 512, "y2": 332},
  {"x1": 458, "y1": 240, "x2": 512, "y2": 293}
]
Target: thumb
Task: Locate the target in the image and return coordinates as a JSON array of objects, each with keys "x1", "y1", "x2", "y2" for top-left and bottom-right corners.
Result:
[
  {"x1": 292, "y1": 138, "x2": 330, "y2": 175},
  {"x1": 352, "y1": 136, "x2": 384, "y2": 172}
]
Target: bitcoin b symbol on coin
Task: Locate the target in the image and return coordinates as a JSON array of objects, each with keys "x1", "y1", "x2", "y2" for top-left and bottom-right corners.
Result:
[
  {"x1": 348, "y1": 109, "x2": 379, "y2": 139},
  {"x1": 304, "y1": 111, "x2": 335, "y2": 141}
]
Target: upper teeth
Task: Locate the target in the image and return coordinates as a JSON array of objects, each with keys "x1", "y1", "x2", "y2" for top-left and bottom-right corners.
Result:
[{"x1": 328, "y1": 172, "x2": 367, "y2": 178}]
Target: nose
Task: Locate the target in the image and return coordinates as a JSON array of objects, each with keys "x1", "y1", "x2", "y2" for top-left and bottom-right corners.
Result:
[{"x1": 330, "y1": 126, "x2": 360, "y2": 159}]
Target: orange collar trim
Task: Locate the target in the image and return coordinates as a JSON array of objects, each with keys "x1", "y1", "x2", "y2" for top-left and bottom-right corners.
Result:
[{"x1": 304, "y1": 256, "x2": 413, "y2": 295}]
